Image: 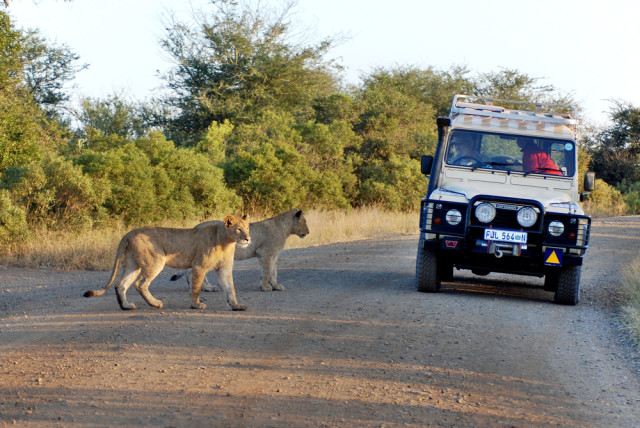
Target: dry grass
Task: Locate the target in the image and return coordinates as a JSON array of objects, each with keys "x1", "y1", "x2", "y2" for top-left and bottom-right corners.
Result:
[
  {"x1": 622, "y1": 257, "x2": 640, "y2": 350},
  {"x1": 0, "y1": 208, "x2": 419, "y2": 271},
  {"x1": 284, "y1": 207, "x2": 419, "y2": 249},
  {"x1": 582, "y1": 201, "x2": 628, "y2": 218}
]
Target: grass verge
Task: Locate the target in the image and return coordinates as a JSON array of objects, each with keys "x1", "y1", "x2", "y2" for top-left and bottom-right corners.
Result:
[
  {"x1": 622, "y1": 257, "x2": 640, "y2": 349},
  {"x1": 0, "y1": 208, "x2": 419, "y2": 271}
]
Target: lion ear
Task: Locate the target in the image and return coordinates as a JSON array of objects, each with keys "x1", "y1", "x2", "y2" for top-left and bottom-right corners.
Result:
[
  {"x1": 241, "y1": 214, "x2": 249, "y2": 222},
  {"x1": 224, "y1": 215, "x2": 236, "y2": 228},
  {"x1": 295, "y1": 210, "x2": 302, "y2": 218}
]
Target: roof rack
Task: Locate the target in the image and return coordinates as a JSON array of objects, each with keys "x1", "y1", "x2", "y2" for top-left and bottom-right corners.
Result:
[{"x1": 450, "y1": 94, "x2": 578, "y2": 127}]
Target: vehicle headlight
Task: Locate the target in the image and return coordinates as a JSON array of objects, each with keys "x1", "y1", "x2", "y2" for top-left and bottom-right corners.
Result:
[
  {"x1": 475, "y1": 203, "x2": 496, "y2": 223},
  {"x1": 445, "y1": 209, "x2": 462, "y2": 226},
  {"x1": 548, "y1": 220, "x2": 564, "y2": 237},
  {"x1": 517, "y1": 206, "x2": 538, "y2": 228}
]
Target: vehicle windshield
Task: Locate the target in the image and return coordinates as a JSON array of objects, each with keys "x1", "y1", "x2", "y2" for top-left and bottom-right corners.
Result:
[{"x1": 445, "y1": 130, "x2": 575, "y2": 176}]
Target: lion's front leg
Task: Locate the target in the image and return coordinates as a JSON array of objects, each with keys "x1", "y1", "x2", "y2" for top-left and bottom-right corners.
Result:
[
  {"x1": 269, "y1": 253, "x2": 284, "y2": 291},
  {"x1": 188, "y1": 269, "x2": 219, "y2": 292},
  {"x1": 216, "y1": 268, "x2": 247, "y2": 311},
  {"x1": 189, "y1": 267, "x2": 208, "y2": 310}
]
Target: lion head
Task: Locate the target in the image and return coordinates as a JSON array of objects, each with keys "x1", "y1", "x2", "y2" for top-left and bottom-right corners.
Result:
[
  {"x1": 293, "y1": 210, "x2": 309, "y2": 238},
  {"x1": 224, "y1": 214, "x2": 251, "y2": 248}
]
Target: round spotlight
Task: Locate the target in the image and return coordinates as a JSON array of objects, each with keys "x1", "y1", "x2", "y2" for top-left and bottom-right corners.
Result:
[
  {"x1": 475, "y1": 203, "x2": 496, "y2": 223},
  {"x1": 517, "y1": 206, "x2": 538, "y2": 228},
  {"x1": 548, "y1": 220, "x2": 564, "y2": 237},
  {"x1": 446, "y1": 209, "x2": 462, "y2": 226}
]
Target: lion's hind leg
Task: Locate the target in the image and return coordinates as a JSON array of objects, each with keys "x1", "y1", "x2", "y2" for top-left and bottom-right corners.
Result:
[
  {"x1": 189, "y1": 268, "x2": 206, "y2": 310},
  {"x1": 257, "y1": 255, "x2": 273, "y2": 291},
  {"x1": 259, "y1": 253, "x2": 284, "y2": 291},
  {"x1": 134, "y1": 265, "x2": 164, "y2": 309},
  {"x1": 116, "y1": 268, "x2": 142, "y2": 310}
]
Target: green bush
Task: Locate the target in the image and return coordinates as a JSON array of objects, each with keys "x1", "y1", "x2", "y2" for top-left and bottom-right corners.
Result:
[
  {"x1": 0, "y1": 189, "x2": 29, "y2": 245},
  {"x1": 616, "y1": 179, "x2": 640, "y2": 215},
  {"x1": 2, "y1": 153, "x2": 105, "y2": 228},
  {"x1": 584, "y1": 179, "x2": 628, "y2": 217},
  {"x1": 359, "y1": 155, "x2": 426, "y2": 211},
  {"x1": 75, "y1": 133, "x2": 240, "y2": 224},
  {"x1": 225, "y1": 142, "x2": 315, "y2": 213}
]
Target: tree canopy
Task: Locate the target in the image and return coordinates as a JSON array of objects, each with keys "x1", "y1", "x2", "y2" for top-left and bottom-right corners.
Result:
[
  {"x1": 157, "y1": 0, "x2": 341, "y2": 146},
  {"x1": 2, "y1": 1, "x2": 638, "y2": 242}
]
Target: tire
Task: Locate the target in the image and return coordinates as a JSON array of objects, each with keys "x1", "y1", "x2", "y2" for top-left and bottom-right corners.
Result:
[
  {"x1": 416, "y1": 237, "x2": 441, "y2": 292},
  {"x1": 554, "y1": 265, "x2": 581, "y2": 305}
]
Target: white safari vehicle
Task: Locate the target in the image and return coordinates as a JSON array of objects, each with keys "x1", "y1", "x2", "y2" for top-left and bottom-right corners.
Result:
[{"x1": 417, "y1": 95, "x2": 595, "y2": 305}]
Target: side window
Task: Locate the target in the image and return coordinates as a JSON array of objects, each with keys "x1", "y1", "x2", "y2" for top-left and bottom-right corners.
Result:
[{"x1": 549, "y1": 141, "x2": 575, "y2": 176}]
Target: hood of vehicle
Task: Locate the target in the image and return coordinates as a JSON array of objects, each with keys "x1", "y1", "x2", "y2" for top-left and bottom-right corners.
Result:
[{"x1": 434, "y1": 180, "x2": 574, "y2": 209}]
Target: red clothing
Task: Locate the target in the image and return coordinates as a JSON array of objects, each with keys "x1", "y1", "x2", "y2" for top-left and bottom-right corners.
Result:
[{"x1": 522, "y1": 145, "x2": 562, "y2": 175}]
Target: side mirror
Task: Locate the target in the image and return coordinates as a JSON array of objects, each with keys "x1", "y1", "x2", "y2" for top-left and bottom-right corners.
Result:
[
  {"x1": 584, "y1": 171, "x2": 595, "y2": 192},
  {"x1": 580, "y1": 171, "x2": 596, "y2": 202},
  {"x1": 421, "y1": 155, "x2": 433, "y2": 175}
]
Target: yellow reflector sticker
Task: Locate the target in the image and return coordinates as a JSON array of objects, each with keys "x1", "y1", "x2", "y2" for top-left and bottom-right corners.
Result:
[{"x1": 544, "y1": 248, "x2": 563, "y2": 266}]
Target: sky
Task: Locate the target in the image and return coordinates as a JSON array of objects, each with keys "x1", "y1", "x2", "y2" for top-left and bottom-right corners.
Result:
[{"x1": 8, "y1": 0, "x2": 640, "y2": 127}]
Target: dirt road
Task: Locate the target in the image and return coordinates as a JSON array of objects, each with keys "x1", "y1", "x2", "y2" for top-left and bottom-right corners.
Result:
[{"x1": 1, "y1": 216, "x2": 640, "y2": 427}]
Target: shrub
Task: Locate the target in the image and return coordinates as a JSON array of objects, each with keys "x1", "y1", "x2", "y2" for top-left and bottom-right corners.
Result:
[
  {"x1": 616, "y1": 179, "x2": 640, "y2": 215},
  {"x1": 359, "y1": 155, "x2": 426, "y2": 211},
  {"x1": 2, "y1": 153, "x2": 105, "y2": 228},
  {"x1": 0, "y1": 189, "x2": 29, "y2": 246},
  {"x1": 583, "y1": 179, "x2": 628, "y2": 217}
]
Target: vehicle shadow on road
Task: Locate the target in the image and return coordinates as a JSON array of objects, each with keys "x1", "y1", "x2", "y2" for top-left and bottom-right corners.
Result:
[{"x1": 438, "y1": 273, "x2": 553, "y2": 304}]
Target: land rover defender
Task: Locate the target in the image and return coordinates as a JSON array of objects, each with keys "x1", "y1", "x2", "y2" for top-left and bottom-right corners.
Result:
[{"x1": 416, "y1": 95, "x2": 595, "y2": 305}]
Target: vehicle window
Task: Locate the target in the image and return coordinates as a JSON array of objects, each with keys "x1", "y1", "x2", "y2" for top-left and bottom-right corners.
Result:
[{"x1": 446, "y1": 130, "x2": 575, "y2": 176}]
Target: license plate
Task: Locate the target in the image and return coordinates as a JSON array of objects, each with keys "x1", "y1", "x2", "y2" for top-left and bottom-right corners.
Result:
[{"x1": 484, "y1": 229, "x2": 527, "y2": 244}]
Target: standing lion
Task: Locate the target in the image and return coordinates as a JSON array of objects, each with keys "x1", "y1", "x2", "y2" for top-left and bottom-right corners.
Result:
[
  {"x1": 84, "y1": 215, "x2": 250, "y2": 311},
  {"x1": 171, "y1": 209, "x2": 309, "y2": 291}
]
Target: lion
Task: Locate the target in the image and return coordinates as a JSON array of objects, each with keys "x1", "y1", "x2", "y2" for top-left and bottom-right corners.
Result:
[
  {"x1": 83, "y1": 215, "x2": 250, "y2": 311},
  {"x1": 171, "y1": 209, "x2": 309, "y2": 292}
]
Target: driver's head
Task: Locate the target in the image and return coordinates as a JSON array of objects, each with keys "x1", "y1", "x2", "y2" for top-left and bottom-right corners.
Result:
[
  {"x1": 452, "y1": 138, "x2": 473, "y2": 155},
  {"x1": 517, "y1": 137, "x2": 534, "y2": 150}
]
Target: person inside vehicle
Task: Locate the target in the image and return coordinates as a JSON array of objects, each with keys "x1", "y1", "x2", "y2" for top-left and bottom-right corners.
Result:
[
  {"x1": 517, "y1": 137, "x2": 562, "y2": 175},
  {"x1": 449, "y1": 136, "x2": 482, "y2": 166}
]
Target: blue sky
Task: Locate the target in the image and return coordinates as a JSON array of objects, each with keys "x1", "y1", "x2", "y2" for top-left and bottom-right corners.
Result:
[{"x1": 9, "y1": 0, "x2": 640, "y2": 126}]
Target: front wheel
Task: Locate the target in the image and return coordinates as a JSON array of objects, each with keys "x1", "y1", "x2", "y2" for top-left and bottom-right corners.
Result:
[
  {"x1": 416, "y1": 237, "x2": 441, "y2": 292},
  {"x1": 553, "y1": 265, "x2": 581, "y2": 305}
]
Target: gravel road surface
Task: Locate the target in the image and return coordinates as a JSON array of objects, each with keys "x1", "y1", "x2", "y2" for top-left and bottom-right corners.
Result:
[{"x1": 1, "y1": 216, "x2": 640, "y2": 427}]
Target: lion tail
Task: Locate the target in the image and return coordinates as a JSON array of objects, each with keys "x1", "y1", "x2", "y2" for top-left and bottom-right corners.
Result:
[
  {"x1": 170, "y1": 269, "x2": 191, "y2": 287},
  {"x1": 83, "y1": 237, "x2": 128, "y2": 298},
  {"x1": 170, "y1": 272, "x2": 185, "y2": 282}
]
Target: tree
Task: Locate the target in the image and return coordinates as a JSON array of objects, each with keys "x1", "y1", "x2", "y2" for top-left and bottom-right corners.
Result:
[
  {"x1": 0, "y1": 11, "x2": 56, "y2": 175},
  {"x1": 157, "y1": 0, "x2": 341, "y2": 145},
  {"x1": 420, "y1": 65, "x2": 474, "y2": 117},
  {"x1": 584, "y1": 101, "x2": 640, "y2": 186},
  {"x1": 357, "y1": 67, "x2": 438, "y2": 162},
  {"x1": 21, "y1": 29, "x2": 87, "y2": 117},
  {"x1": 473, "y1": 68, "x2": 576, "y2": 112},
  {"x1": 71, "y1": 95, "x2": 148, "y2": 151}
]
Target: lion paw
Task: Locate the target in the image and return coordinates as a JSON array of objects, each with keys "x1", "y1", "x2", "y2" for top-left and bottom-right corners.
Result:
[
  {"x1": 271, "y1": 282, "x2": 285, "y2": 291},
  {"x1": 232, "y1": 304, "x2": 247, "y2": 311},
  {"x1": 191, "y1": 302, "x2": 207, "y2": 310},
  {"x1": 202, "y1": 284, "x2": 220, "y2": 292}
]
